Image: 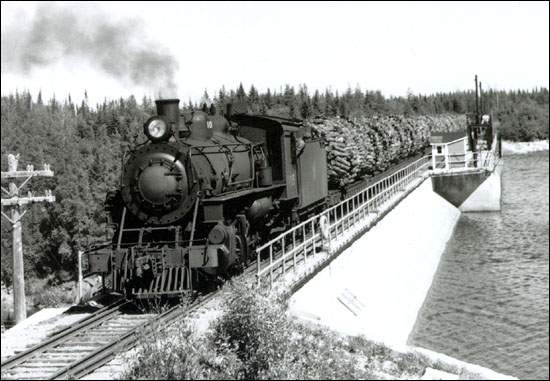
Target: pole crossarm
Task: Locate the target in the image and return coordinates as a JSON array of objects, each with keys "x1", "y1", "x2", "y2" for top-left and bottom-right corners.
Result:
[
  {"x1": 1, "y1": 169, "x2": 54, "y2": 179},
  {"x1": 1, "y1": 194, "x2": 55, "y2": 207}
]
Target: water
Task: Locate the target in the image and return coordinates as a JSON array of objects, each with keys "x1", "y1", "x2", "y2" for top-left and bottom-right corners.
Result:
[{"x1": 409, "y1": 151, "x2": 549, "y2": 380}]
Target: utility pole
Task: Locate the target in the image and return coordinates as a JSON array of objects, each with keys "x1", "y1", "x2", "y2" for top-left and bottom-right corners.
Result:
[{"x1": 1, "y1": 154, "x2": 55, "y2": 324}]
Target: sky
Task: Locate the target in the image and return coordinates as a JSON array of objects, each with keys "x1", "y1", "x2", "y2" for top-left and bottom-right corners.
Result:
[{"x1": 1, "y1": 1, "x2": 549, "y2": 106}]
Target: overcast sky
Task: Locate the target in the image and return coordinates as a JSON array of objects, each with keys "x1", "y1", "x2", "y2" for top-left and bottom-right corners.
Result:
[{"x1": 1, "y1": 1, "x2": 549, "y2": 105}]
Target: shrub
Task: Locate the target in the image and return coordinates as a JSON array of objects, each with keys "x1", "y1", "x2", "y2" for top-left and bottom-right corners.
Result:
[
  {"x1": 124, "y1": 322, "x2": 243, "y2": 380},
  {"x1": 270, "y1": 322, "x2": 374, "y2": 379},
  {"x1": 26, "y1": 277, "x2": 75, "y2": 308},
  {"x1": 210, "y1": 280, "x2": 375, "y2": 379},
  {"x1": 210, "y1": 281, "x2": 291, "y2": 379},
  {"x1": 127, "y1": 280, "x2": 476, "y2": 379}
]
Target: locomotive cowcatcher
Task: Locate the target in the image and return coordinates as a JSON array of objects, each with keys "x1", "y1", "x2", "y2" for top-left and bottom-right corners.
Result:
[{"x1": 84, "y1": 99, "x2": 328, "y2": 298}]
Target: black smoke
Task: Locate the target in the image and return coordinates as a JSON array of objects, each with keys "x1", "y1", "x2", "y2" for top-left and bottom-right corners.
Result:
[{"x1": 1, "y1": 4, "x2": 179, "y2": 96}]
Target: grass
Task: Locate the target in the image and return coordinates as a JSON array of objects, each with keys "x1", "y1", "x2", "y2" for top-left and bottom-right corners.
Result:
[
  {"x1": 122, "y1": 279, "x2": 491, "y2": 380},
  {"x1": 26, "y1": 277, "x2": 75, "y2": 308},
  {"x1": 122, "y1": 281, "x2": 396, "y2": 380},
  {"x1": 2, "y1": 277, "x2": 482, "y2": 380}
]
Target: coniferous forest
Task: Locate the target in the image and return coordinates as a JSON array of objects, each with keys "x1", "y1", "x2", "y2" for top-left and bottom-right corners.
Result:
[{"x1": 1, "y1": 84, "x2": 549, "y2": 289}]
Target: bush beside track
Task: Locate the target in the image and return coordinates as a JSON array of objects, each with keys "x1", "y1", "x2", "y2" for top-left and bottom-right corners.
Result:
[{"x1": 123, "y1": 281, "x2": 482, "y2": 380}]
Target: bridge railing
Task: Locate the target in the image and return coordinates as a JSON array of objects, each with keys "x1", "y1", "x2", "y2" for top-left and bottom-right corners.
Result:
[{"x1": 255, "y1": 155, "x2": 432, "y2": 288}]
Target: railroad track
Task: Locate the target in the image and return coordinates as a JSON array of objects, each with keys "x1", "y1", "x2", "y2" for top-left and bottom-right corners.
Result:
[
  {"x1": 0, "y1": 227, "x2": 368, "y2": 379},
  {"x1": 1, "y1": 220, "x2": 378, "y2": 379},
  {"x1": 0, "y1": 245, "x2": 291, "y2": 381},
  {"x1": 0, "y1": 293, "x2": 217, "y2": 380}
]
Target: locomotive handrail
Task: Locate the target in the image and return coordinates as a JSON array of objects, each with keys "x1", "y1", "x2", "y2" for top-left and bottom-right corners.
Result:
[
  {"x1": 83, "y1": 238, "x2": 209, "y2": 253},
  {"x1": 256, "y1": 155, "x2": 432, "y2": 288}
]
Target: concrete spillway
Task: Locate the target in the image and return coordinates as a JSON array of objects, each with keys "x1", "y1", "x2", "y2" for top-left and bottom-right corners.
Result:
[{"x1": 288, "y1": 179, "x2": 461, "y2": 346}]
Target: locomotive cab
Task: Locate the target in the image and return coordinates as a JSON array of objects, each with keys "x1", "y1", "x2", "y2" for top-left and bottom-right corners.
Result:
[{"x1": 231, "y1": 114, "x2": 328, "y2": 218}]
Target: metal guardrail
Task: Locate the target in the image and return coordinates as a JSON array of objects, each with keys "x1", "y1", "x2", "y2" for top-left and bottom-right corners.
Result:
[
  {"x1": 432, "y1": 134, "x2": 500, "y2": 173},
  {"x1": 432, "y1": 151, "x2": 497, "y2": 172},
  {"x1": 255, "y1": 155, "x2": 432, "y2": 288}
]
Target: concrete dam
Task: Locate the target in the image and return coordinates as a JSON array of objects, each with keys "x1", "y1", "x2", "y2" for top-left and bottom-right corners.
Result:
[
  {"x1": 288, "y1": 178, "x2": 460, "y2": 346},
  {"x1": 270, "y1": 136, "x2": 507, "y2": 378},
  {"x1": 286, "y1": 139, "x2": 503, "y2": 346}
]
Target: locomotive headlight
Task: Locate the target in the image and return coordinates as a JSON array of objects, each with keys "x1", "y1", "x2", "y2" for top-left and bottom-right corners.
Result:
[{"x1": 144, "y1": 117, "x2": 171, "y2": 142}]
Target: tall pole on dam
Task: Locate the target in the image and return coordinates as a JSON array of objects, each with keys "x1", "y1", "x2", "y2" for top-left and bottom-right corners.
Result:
[
  {"x1": 479, "y1": 81, "x2": 484, "y2": 114},
  {"x1": 475, "y1": 74, "x2": 480, "y2": 124},
  {"x1": 1, "y1": 154, "x2": 55, "y2": 324}
]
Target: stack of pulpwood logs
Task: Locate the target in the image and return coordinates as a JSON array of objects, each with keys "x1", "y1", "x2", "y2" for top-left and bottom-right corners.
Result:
[{"x1": 305, "y1": 114, "x2": 466, "y2": 187}]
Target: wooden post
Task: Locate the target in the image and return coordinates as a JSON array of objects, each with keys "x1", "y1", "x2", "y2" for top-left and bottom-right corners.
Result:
[
  {"x1": 2, "y1": 154, "x2": 55, "y2": 325},
  {"x1": 77, "y1": 250, "x2": 83, "y2": 304},
  {"x1": 11, "y1": 207, "x2": 26, "y2": 323}
]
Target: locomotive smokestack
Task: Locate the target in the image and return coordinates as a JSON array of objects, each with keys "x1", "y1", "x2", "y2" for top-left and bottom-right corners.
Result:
[{"x1": 155, "y1": 99, "x2": 180, "y2": 129}]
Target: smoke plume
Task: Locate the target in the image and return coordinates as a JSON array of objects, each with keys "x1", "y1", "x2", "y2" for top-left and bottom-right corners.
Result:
[{"x1": 1, "y1": 4, "x2": 179, "y2": 97}]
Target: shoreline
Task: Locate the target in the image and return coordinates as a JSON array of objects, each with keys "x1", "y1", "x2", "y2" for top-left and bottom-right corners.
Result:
[{"x1": 502, "y1": 139, "x2": 549, "y2": 155}]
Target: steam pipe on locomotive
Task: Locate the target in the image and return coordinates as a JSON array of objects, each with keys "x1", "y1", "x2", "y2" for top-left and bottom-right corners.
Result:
[{"x1": 85, "y1": 98, "x2": 329, "y2": 298}]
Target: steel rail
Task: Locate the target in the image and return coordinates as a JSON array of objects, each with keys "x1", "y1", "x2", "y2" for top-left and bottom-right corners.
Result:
[
  {"x1": 0, "y1": 298, "x2": 129, "y2": 370},
  {"x1": 50, "y1": 292, "x2": 219, "y2": 380}
]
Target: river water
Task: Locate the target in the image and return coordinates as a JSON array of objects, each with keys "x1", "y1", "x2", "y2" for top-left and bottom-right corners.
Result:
[{"x1": 409, "y1": 151, "x2": 549, "y2": 380}]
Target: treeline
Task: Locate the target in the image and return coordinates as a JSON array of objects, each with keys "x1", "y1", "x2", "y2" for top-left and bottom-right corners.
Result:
[
  {"x1": 204, "y1": 84, "x2": 548, "y2": 141},
  {"x1": 1, "y1": 85, "x2": 548, "y2": 286}
]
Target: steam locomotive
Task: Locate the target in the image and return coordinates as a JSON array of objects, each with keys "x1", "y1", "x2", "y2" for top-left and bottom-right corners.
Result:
[{"x1": 86, "y1": 99, "x2": 329, "y2": 297}]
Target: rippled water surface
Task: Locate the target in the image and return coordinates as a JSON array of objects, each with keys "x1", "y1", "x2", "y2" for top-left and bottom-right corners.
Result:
[{"x1": 409, "y1": 151, "x2": 549, "y2": 380}]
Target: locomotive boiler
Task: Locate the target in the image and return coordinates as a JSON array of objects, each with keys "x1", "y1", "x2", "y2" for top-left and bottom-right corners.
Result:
[{"x1": 86, "y1": 99, "x2": 328, "y2": 298}]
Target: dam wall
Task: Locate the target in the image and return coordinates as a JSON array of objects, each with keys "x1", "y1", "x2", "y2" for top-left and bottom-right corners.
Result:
[
  {"x1": 431, "y1": 163, "x2": 503, "y2": 212},
  {"x1": 288, "y1": 179, "x2": 461, "y2": 346},
  {"x1": 459, "y1": 162, "x2": 503, "y2": 211}
]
